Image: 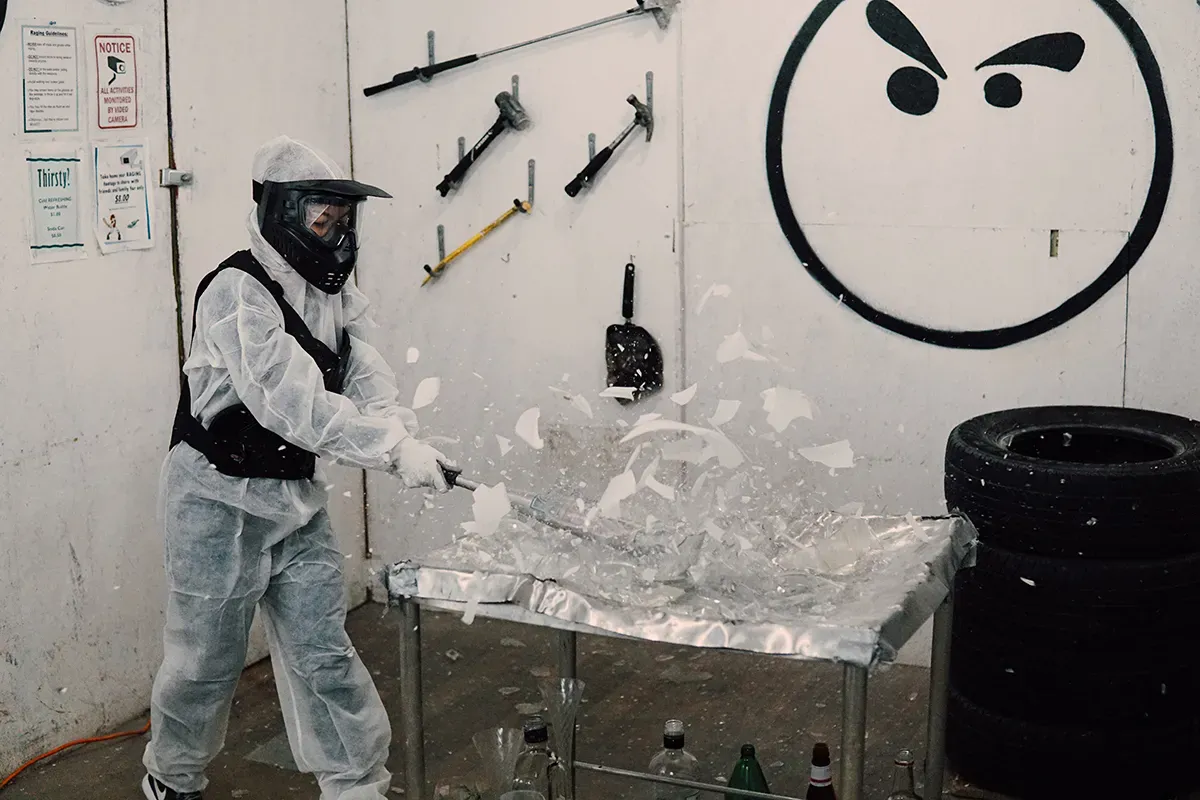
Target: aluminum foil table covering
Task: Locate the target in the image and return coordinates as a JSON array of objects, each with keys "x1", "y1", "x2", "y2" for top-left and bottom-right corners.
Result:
[{"x1": 385, "y1": 514, "x2": 977, "y2": 667}]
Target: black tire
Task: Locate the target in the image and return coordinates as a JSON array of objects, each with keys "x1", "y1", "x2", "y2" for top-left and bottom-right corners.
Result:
[
  {"x1": 948, "y1": 688, "x2": 1198, "y2": 799},
  {"x1": 950, "y1": 540, "x2": 1200, "y2": 724},
  {"x1": 950, "y1": 634, "x2": 1199, "y2": 725},
  {"x1": 945, "y1": 406, "x2": 1200, "y2": 558},
  {"x1": 953, "y1": 577, "x2": 1198, "y2": 655},
  {"x1": 957, "y1": 540, "x2": 1200, "y2": 638}
]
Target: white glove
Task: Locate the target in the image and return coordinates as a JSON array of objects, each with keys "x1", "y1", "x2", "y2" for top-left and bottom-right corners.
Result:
[
  {"x1": 387, "y1": 406, "x2": 420, "y2": 437},
  {"x1": 390, "y1": 437, "x2": 454, "y2": 493}
]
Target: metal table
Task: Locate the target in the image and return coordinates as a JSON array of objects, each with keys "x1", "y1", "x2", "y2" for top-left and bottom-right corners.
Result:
[{"x1": 384, "y1": 514, "x2": 974, "y2": 800}]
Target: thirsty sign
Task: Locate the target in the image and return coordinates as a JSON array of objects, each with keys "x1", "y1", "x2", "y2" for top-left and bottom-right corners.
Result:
[
  {"x1": 92, "y1": 30, "x2": 139, "y2": 131},
  {"x1": 27, "y1": 150, "x2": 85, "y2": 264}
]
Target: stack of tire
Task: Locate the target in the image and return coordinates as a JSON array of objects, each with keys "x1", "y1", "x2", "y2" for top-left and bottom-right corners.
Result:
[{"x1": 944, "y1": 406, "x2": 1200, "y2": 799}]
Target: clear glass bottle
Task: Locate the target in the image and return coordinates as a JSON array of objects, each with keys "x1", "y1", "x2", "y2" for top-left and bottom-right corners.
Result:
[
  {"x1": 512, "y1": 717, "x2": 567, "y2": 800},
  {"x1": 885, "y1": 749, "x2": 919, "y2": 800},
  {"x1": 647, "y1": 719, "x2": 701, "y2": 800}
]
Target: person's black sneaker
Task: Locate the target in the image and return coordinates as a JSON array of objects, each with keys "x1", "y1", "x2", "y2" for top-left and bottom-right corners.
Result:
[{"x1": 141, "y1": 774, "x2": 203, "y2": 800}]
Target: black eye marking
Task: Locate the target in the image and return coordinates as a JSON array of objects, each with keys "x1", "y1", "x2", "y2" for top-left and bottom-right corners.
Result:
[
  {"x1": 976, "y1": 33, "x2": 1083, "y2": 109},
  {"x1": 867, "y1": 0, "x2": 948, "y2": 115},
  {"x1": 867, "y1": 0, "x2": 947, "y2": 78},
  {"x1": 976, "y1": 32, "x2": 1086, "y2": 72},
  {"x1": 888, "y1": 66, "x2": 940, "y2": 115},
  {"x1": 984, "y1": 73, "x2": 1023, "y2": 108}
]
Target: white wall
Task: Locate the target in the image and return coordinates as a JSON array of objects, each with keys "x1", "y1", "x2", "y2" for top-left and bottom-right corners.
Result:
[
  {"x1": 1124, "y1": 2, "x2": 1200, "y2": 413},
  {"x1": 348, "y1": 1, "x2": 684, "y2": 568},
  {"x1": 0, "y1": 0, "x2": 177, "y2": 769},
  {"x1": 346, "y1": 0, "x2": 1200, "y2": 665},
  {"x1": 681, "y1": 0, "x2": 1148, "y2": 514},
  {"x1": 0, "y1": 0, "x2": 366, "y2": 774}
]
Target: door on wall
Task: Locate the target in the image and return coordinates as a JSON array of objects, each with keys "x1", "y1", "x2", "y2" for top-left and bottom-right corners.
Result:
[{"x1": 164, "y1": 0, "x2": 367, "y2": 629}]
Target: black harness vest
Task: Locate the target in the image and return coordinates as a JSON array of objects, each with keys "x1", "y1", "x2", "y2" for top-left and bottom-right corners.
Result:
[{"x1": 169, "y1": 250, "x2": 352, "y2": 480}]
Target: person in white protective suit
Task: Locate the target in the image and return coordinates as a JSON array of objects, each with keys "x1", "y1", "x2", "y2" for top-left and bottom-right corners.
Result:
[{"x1": 141, "y1": 136, "x2": 451, "y2": 800}]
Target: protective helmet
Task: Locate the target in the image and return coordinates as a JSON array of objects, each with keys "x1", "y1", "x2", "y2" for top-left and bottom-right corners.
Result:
[{"x1": 251, "y1": 136, "x2": 392, "y2": 294}]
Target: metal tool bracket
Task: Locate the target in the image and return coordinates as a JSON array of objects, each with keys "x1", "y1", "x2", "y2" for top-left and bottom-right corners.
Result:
[
  {"x1": 644, "y1": 71, "x2": 654, "y2": 141},
  {"x1": 423, "y1": 31, "x2": 436, "y2": 81}
]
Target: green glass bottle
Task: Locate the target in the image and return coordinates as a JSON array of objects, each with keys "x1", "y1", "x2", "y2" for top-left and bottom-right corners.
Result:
[{"x1": 726, "y1": 743, "x2": 770, "y2": 800}]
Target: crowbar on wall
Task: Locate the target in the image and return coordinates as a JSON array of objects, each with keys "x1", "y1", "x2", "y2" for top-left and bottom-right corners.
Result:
[
  {"x1": 422, "y1": 199, "x2": 532, "y2": 286},
  {"x1": 364, "y1": 0, "x2": 679, "y2": 97}
]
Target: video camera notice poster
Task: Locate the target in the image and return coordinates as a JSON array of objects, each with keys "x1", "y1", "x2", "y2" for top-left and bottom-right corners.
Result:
[
  {"x1": 20, "y1": 22, "x2": 81, "y2": 134},
  {"x1": 26, "y1": 148, "x2": 86, "y2": 264},
  {"x1": 87, "y1": 25, "x2": 141, "y2": 135},
  {"x1": 93, "y1": 141, "x2": 153, "y2": 254}
]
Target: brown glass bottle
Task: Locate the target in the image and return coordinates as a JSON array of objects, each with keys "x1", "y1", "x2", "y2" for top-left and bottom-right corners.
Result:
[
  {"x1": 885, "y1": 749, "x2": 919, "y2": 800},
  {"x1": 805, "y1": 742, "x2": 836, "y2": 800}
]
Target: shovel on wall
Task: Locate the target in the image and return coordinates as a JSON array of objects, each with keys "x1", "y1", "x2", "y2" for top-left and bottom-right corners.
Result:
[{"x1": 605, "y1": 262, "x2": 664, "y2": 405}]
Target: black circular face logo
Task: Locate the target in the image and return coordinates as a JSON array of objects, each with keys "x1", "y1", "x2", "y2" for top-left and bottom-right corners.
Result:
[{"x1": 766, "y1": 0, "x2": 1173, "y2": 349}]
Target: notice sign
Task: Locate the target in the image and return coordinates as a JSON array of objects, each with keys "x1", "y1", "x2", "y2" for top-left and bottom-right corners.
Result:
[
  {"x1": 27, "y1": 151, "x2": 85, "y2": 264},
  {"x1": 92, "y1": 31, "x2": 139, "y2": 131},
  {"x1": 21, "y1": 24, "x2": 80, "y2": 134},
  {"x1": 93, "y1": 141, "x2": 153, "y2": 253}
]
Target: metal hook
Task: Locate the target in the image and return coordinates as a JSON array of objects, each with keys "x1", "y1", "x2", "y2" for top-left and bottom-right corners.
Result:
[
  {"x1": 528, "y1": 159, "x2": 536, "y2": 207},
  {"x1": 437, "y1": 224, "x2": 446, "y2": 263},
  {"x1": 645, "y1": 71, "x2": 654, "y2": 142},
  {"x1": 422, "y1": 31, "x2": 435, "y2": 82}
]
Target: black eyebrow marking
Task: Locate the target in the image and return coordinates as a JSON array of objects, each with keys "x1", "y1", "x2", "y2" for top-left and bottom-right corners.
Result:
[
  {"x1": 975, "y1": 32, "x2": 1086, "y2": 72},
  {"x1": 866, "y1": 0, "x2": 948, "y2": 80}
]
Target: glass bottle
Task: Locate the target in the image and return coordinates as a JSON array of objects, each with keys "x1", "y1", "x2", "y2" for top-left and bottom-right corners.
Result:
[
  {"x1": 805, "y1": 742, "x2": 836, "y2": 800},
  {"x1": 647, "y1": 719, "x2": 701, "y2": 800},
  {"x1": 726, "y1": 743, "x2": 770, "y2": 800},
  {"x1": 511, "y1": 717, "x2": 566, "y2": 800},
  {"x1": 885, "y1": 749, "x2": 919, "y2": 800}
]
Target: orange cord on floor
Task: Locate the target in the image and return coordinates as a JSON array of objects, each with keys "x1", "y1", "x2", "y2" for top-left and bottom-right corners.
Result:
[{"x1": 0, "y1": 720, "x2": 151, "y2": 791}]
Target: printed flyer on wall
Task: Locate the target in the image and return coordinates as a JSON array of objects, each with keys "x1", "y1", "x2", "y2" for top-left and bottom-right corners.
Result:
[
  {"x1": 87, "y1": 24, "x2": 142, "y2": 135},
  {"x1": 27, "y1": 149, "x2": 85, "y2": 264},
  {"x1": 21, "y1": 22, "x2": 80, "y2": 134},
  {"x1": 93, "y1": 141, "x2": 153, "y2": 253}
]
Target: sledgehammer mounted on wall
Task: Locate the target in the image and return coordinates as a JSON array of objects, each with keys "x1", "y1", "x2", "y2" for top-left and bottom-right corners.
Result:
[
  {"x1": 363, "y1": 0, "x2": 679, "y2": 97},
  {"x1": 437, "y1": 92, "x2": 531, "y2": 196}
]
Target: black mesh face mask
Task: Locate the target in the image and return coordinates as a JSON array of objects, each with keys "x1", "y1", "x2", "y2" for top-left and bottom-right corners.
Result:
[{"x1": 254, "y1": 178, "x2": 391, "y2": 294}]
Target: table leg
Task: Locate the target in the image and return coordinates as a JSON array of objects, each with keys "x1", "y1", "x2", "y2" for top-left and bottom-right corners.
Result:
[
  {"x1": 557, "y1": 629, "x2": 577, "y2": 679},
  {"x1": 840, "y1": 664, "x2": 868, "y2": 800},
  {"x1": 556, "y1": 630, "x2": 578, "y2": 798},
  {"x1": 924, "y1": 593, "x2": 954, "y2": 799},
  {"x1": 400, "y1": 599, "x2": 426, "y2": 800}
]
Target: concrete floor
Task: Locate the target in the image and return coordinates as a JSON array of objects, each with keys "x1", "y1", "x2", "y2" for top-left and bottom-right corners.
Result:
[{"x1": 4, "y1": 604, "x2": 995, "y2": 800}]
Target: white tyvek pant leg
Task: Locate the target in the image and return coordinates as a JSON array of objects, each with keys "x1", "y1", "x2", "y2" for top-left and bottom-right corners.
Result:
[
  {"x1": 261, "y1": 510, "x2": 391, "y2": 800},
  {"x1": 143, "y1": 487, "x2": 272, "y2": 794}
]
